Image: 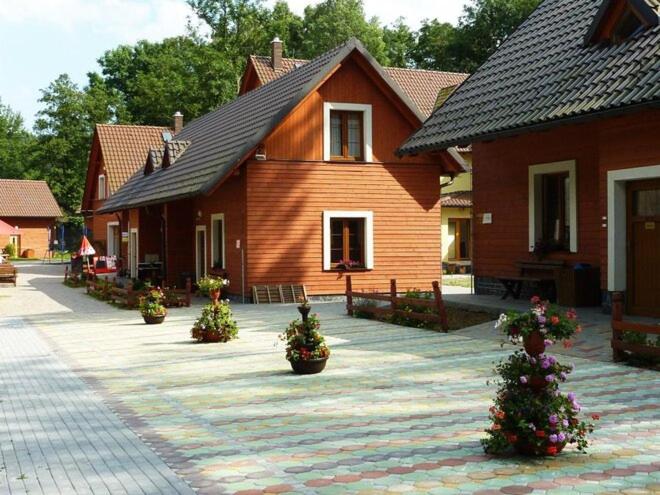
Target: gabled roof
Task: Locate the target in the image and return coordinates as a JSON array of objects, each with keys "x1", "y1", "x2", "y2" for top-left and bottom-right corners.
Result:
[
  {"x1": 100, "y1": 38, "x2": 454, "y2": 213},
  {"x1": 245, "y1": 55, "x2": 469, "y2": 117},
  {"x1": 440, "y1": 190, "x2": 472, "y2": 208},
  {"x1": 399, "y1": 0, "x2": 660, "y2": 155},
  {"x1": 93, "y1": 124, "x2": 171, "y2": 193},
  {"x1": 0, "y1": 179, "x2": 62, "y2": 218}
]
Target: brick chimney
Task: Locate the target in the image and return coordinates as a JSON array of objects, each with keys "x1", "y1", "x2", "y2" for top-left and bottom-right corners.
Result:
[
  {"x1": 271, "y1": 37, "x2": 282, "y2": 70},
  {"x1": 173, "y1": 111, "x2": 183, "y2": 135}
]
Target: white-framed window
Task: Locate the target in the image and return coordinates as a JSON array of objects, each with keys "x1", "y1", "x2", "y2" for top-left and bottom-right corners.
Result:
[
  {"x1": 323, "y1": 102, "x2": 372, "y2": 162},
  {"x1": 528, "y1": 160, "x2": 577, "y2": 253},
  {"x1": 323, "y1": 211, "x2": 374, "y2": 270},
  {"x1": 210, "y1": 213, "x2": 225, "y2": 270},
  {"x1": 98, "y1": 174, "x2": 107, "y2": 200}
]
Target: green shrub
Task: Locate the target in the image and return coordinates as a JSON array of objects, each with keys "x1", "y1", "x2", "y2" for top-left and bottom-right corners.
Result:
[{"x1": 4, "y1": 243, "x2": 16, "y2": 258}]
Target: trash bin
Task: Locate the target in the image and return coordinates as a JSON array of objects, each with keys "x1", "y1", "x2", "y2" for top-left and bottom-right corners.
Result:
[{"x1": 557, "y1": 265, "x2": 600, "y2": 307}]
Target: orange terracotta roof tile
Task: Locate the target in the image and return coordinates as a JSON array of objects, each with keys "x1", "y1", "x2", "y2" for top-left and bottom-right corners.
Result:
[
  {"x1": 96, "y1": 124, "x2": 171, "y2": 193},
  {"x1": 440, "y1": 190, "x2": 472, "y2": 208},
  {"x1": 248, "y1": 55, "x2": 469, "y2": 117},
  {"x1": 0, "y1": 179, "x2": 62, "y2": 217}
]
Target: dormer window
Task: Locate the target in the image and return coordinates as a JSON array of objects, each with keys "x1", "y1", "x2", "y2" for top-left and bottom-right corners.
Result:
[
  {"x1": 98, "y1": 174, "x2": 106, "y2": 200},
  {"x1": 323, "y1": 103, "x2": 372, "y2": 162},
  {"x1": 586, "y1": 0, "x2": 659, "y2": 45}
]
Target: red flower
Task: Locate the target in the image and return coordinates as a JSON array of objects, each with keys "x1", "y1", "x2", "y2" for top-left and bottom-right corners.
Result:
[
  {"x1": 575, "y1": 325, "x2": 582, "y2": 334},
  {"x1": 591, "y1": 414, "x2": 600, "y2": 421},
  {"x1": 550, "y1": 315, "x2": 560, "y2": 325},
  {"x1": 563, "y1": 340, "x2": 573, "y2": 349},
  {"x1": 535, "y1": 430, "x2": 546, "y2": 438},
  {"x1": 547, "y1": 446, "x2": 558, "y2": 455},
  {"x1": 507, "y1": 434, "x2": 518, "y2": 444},
  {"x1": 531, "y1": 296, "x2": 541, "y2": 304},
  {"x1": 492, "y1": 424, "x2": 502, "y2": 431}
]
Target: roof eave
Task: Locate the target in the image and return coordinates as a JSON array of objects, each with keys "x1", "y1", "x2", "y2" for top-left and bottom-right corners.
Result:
[{"x1": 401, "y1": 99, "x2": 660, "y2": 155}]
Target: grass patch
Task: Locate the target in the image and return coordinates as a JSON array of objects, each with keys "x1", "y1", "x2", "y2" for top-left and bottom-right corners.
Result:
[{"x1": 442, "y1": 276, "x2": 473, "y2": 288}]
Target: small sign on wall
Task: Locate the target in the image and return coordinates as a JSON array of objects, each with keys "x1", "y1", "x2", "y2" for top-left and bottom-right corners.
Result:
[
  {"x1": 122, "y1": 231, "x2": 129, "y2": 243},
  {"x1": 482, "y1": 213, "x2": 492, "y2": 224},
  {"x1": 236, "y1": 239, "x2": 241, "y2": 249},
  {"x1": 645, "y1": 222, "x2": 656, "y2": 230}
]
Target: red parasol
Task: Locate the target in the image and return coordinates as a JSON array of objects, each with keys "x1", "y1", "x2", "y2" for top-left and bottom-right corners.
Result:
[{"x1": 77, "y1": 235, "x2": 96, "y2": 256}]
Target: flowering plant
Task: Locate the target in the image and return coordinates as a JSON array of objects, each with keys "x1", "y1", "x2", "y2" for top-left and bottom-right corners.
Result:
[
  {"x1": 197, "y1": 276, "x2": 229, "y2": 295},
  {"x1": 482, "y1": 351, "x2": 596, "y2": 455},
  {"x1": 337, "y1": 259, "x2": 361, "y2": 270},
  {"x1": 191, "y1": 300, "x2": 238, "y2": 342},
  {"x1": 496, "y1": 297, "x2": 581, "y2": 348},
  {"x1": 280, "y1": 313, "x2": 330, "y2": 362},
  {"x1": 138, "y1": 287, "x2": 167, "y2": 318},
  {"x1": 297, "y1": 296, "x2": 310, "y2": 309}
]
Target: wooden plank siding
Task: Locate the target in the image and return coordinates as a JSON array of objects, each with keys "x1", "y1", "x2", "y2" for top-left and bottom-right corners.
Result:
[
  {"x1": 245, "y1": 161, "x2": 442, "y2": 295},
  {"x1": 471, "y1": 109, "x2": 660, "y2": 291}
]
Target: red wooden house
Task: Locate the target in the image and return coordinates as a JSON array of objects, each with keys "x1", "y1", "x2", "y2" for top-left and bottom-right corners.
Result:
[
  {"x1": 81, "y1": 123, "x2": 172, "y2": 256},
  {"x1": 400, "y1": 0, "x2": 660, "y2": 317},
  {"x1": 98, "y1": 39, "x2": 466, "y2": 298}
]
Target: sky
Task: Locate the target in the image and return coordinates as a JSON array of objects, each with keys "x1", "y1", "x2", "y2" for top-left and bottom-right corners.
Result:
[{"x1": 0, "y1": 0, "x2": 466, "y2": 128}]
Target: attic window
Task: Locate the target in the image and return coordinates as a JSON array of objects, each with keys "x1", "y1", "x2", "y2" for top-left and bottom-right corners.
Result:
[{"x1": 587, "y1": 0, "x2": 659, "y2": 45}]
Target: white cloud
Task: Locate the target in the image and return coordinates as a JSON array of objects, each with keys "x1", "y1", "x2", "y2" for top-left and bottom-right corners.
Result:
[{"x1": 0, "y1": 0, "x2": 196, "y2": 44}]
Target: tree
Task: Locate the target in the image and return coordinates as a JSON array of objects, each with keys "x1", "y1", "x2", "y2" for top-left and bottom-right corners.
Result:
[
  {"x1": 410, "y1": 19, "x2": 461, "y2": 71},
  {"x1": 300, "y1": 0, "x2": 389, "y2": 65},
  {"x1": 453, "y1": 0, "x2": 541, "y2": 72},
  {"x1": 383, "y1": 19, "x2": 415, "y2": 68},
  {"x1": 98, "y1": 36, "x2": 237, "y2": 125},
  {"x1": 32, "y1": 74, "x2": 123, "y2": 216},
  {"x1": 0, "y1": 99, "x2": 35, "y2": 179}
]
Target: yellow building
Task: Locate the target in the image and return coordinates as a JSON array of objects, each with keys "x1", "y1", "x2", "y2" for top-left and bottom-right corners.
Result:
[{"x1": 441, "y1": 156, "x2": 472, "y2": 273}]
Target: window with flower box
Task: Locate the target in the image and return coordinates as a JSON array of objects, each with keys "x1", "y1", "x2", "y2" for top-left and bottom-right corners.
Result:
[{"x1": 323, "y1": 211, "x2": 373, "y2": 270}]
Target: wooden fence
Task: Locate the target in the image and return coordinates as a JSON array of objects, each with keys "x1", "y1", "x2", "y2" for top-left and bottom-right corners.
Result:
[
  {"x1": 85, "y1": 275, "x2": 192, "y2": 309},
  {"x1": 611, "y1": 292, "x2": 660, "y2": 361},
  {"x1": 345, "y1": 276, "x2": 449, "y2": 332}
]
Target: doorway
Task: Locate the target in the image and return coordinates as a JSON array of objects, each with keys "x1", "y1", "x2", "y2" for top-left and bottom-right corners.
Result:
[
  {"x1": 627, "y1": 179, "x2": 660, "y2": 317},
  {"x1": 195, "y1": 226, "x2": 207, "y2": 282},
  {"x1": 107, "y1": 222, "x2": 120, "y2": 257}
]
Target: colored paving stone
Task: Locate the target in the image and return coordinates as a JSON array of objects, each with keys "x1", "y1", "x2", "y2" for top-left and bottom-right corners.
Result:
[{"x1": 0, "y1": 264, "x2": 659, "y2": 494}]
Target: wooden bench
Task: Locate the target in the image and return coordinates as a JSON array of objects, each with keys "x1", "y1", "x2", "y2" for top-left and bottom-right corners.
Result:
[
  {"x1": 0, "y1": 264, "x2": 17, "y2": 286},
  {"x1": 497, "y1": 260, "x2": 564, "y2": 301}
]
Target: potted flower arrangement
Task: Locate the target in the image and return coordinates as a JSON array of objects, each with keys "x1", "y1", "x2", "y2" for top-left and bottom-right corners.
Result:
[
  {"x1": 197, "y1": 276, "x2": 229, "y2": 303},
  {"x1": 483, "y1": 297, "x2": 596, "y2": 456},
  {"x1": 496, "y1": 296, "x2": 581, "y2": 355},
  {"x1": 281, "y1": 305, "x2": 330, "y2": 375},
  {"x1": 138, "y1": 287, "x2": 167, "y2": 324},
  {"x1": 191, "y1": 300, "x2": 238, "y2": 343},
  {"x1": 336, "y1": 259, "x2": 360, "y2": 271}
]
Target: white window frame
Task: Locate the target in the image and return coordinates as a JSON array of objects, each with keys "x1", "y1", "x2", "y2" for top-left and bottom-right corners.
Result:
[
  {"x1": 129, "y1": 228, "x2": 138, "y2": 279},
  {"x1": 106, "y1": 221, "x2": 119, "y2": 257},
  {"x1": 195, "y1": 225, "x2": 207, "y2": 281},
  {"x1": 210, "y1": 213, "x2": 226, "y2": 270},
  {"x1": 323, "y1": 210, "x2": 374, "y2": 270},
  {"x1": 528, "y1": 160, "x2": 578, "y2": 253},
  {"x1": 98, "y1": 174, "x2": 107, "y2": 200},
  {"x1": 323, "y1": 102, "x2": 373, "y2": 162},
  {"x1": 607, "y1": 164, "x2": 660, "y2": 291}
]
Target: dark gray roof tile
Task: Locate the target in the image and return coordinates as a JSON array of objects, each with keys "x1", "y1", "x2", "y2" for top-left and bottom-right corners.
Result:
[{"x1": 400, "y1": 0, "x2": 660, "y2": 154}]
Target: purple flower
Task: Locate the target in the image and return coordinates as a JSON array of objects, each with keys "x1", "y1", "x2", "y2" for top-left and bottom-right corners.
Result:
[
  {"x1": 549, "y1": 434, "x2": 558, "y2": 443},
  {"x1": 544, "y1": 339, "x2": 554, "y2": 347},
  {"x1": 562, "y1": 419, "x2": 569, "y2": 427},
  {"x1": 545, "y1": 374, "x2": 555, "y2": 382},
  {"x1": 549, "y1": 414, "x2": 558, "y2": 424},
  {"x1": 529, "y1": 357, "x2": 537, "y2": 365},
  {"x1": 541, "y1": 359, "x2": 551, "y2": 369},
  {"x1": 557, "y1": 432, "x2": 566, "y2": 442},
  {"x1": 537, "y1": 315, "x2": 546, "y2": 325},
  {"x1": 572, "y1": 401, "x2": 581, "y2": 412},
  {"x1": 567, "y1": 392, "x2": 576, "y2": 401},
  {"x1": 559, "y1": 372, "x2": 567, "y2": 381},
  {"x1": 520, "y1": 376, "x2": 528, "y2": 385},
  {"x1": 548, "y1": 356, "x2": 557, "y2": 365}
]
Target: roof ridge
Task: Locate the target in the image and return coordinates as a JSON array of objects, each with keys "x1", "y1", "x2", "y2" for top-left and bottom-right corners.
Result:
[
  {"x1": 96, "y1": 123, "x2": 171, "y2": 130},
  {"x1": 0, "y1": 178, "x2": 48, "y2": 183}
]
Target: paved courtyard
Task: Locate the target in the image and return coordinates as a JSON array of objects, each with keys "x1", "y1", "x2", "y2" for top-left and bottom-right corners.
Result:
[{"x1": 1, "y1": 263, "x2": 659, "y2": 494}]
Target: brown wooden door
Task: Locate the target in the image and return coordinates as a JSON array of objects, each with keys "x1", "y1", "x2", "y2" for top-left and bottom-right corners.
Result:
[{"x1": 627, "y1": 179, "x2": 660, "y2": 317}]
